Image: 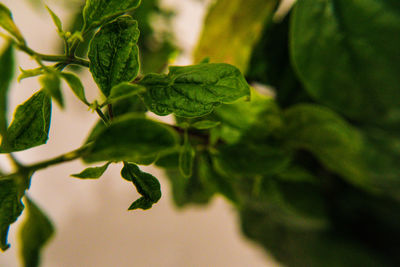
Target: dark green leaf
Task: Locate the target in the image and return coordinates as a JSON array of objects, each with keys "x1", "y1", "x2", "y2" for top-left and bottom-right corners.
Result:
[
  {"x1": 191, "y1": 120, "x2": 220, "y2": 130},
  {"x1": 217, "y1": 142, "x2": 291, "y2": 176},
  {"x1": 60, "y1": 72, "x2": 89, "y2": 105},
  {"x1": 0, "y1": 3, "x2": 25, "y2": 43},
  {"x1": 0, "y1": 179, "x2": 24, "y2": 251},
  {"x1": 40, "y1": 72, "x2": 63, "y2": 108},
  {"x1": 140, "y1": 63, "x2": 250, "y2": 117},
  {"x1": 0, "y1": 43, "x2": 14, "y2": 139},
  {"x1": 104, "y1": 82, "x2": 145, "y2": 105},
  {"x1": 83, "y1": 115, "x2": 178, "y2": 163},
  {"x1": 291, "y1": 0, "x2": 400, "y2": 123},
  {"x1": 45, "y1": 5, "x2": 63, "y2": 33},
  {"x1": 0, "y1": 91, "x2": 52, "y2": 153},
  {"x1": 121, "y1": 163, "x2": 161, "y2": 210},
  {"x1": 88, "y1": 16, "x2": 140, "y2": 97},
  {"x1": 19, "y1": 197, "x2": 54, "y2": 267},
  {"x1": 71, "y1": 162, "x2": 111, "y2": 179},
  {"x1": 82, "y1": 0, "x2": 141, "y2": 31},
  {"x1": 283, "y1": 104, "x2": 369, "y2": 189},
  {"x1": 179, "y1": 133, "x2": 195, "y2": 178}
]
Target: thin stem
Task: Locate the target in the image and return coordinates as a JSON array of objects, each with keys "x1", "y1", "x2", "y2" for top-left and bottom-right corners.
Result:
[
  {"x1": 95, "y1": 107, "x2": 110, "y2": 125},
  {"x1": 15, "y1": 41, "x2": 89, "y2": 67},
  {"x1": 0, "y1": 143, "x2": 92, "y2": 181}
]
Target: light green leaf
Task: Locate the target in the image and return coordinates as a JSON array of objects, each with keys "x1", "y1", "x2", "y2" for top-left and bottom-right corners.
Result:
[
  {"x1": 291, "y1": 0, "x2": 400, "y2": 124},
  {"x1": 0, "y1": 43, "x2": 14, "y2": 139},
  {"x1": 18, "y1": 67, "x2": 44, "y2": 82},
  {"x1": 194, "y1": 0, "x2": 279, "y2": 72},
  {"x1": 191, "y1": 120, "x2": 220, "y2": 130},
  {"x1": 40, "y1": 72, "x2": 63, "y2": 108},
  {"x1": 60, "y1": 72, "x2": 89, "y2": 105},
  {"x1": 0, "y1": 180, "x2": 24, "y2": 251},
  {"x1": 104, "y1": 82, "x2": 145, "y2": 105},
  {"x1": 88, "y1": 16, "x2": 140, "y2": 97},
  {"x1": 140, "y1": 63, "x2": 250, "y2": 117},
  {"x1": 179, "y1": 133, "x2": 195, "y2": 178},
  {"x1": 82, "y1": 0, "x2": 141, "y2": 31},
  {"x1": 19, "y1": 197, "x2": 54, "y2": 267},
  {"x1": 121, "y1": 163, "x2": 161, "y2": 210},
  {"x1": 45, "y1": 5, "x2": 62, "y2": 33},
  {"x1": 0, "y1": 90, "x2": 52, "y2": 153},
  {"x1": 71, "y1": 162, "x2": 111, "y2": 179},
  {"x1": 0, "y1": 3, "x2": 25, "y2": 43},
  {"x1": 83, "y1": 115, "x2": 178, "y2": 163}
]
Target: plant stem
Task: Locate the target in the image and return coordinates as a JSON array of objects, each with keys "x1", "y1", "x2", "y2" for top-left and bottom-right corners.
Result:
[
  {"x1": 0, "y1": 143, "x2": 92, "y2": 181},
  {"x1": 15, "y1": 41, "x2": 89, "y2": 67}
]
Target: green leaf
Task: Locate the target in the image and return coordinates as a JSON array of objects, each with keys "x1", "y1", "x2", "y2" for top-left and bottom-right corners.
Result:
[
  {"x1": 83, "y1": 115, "x2": 178, "y2": 163},
  {"x1": 0, "y1": 90, "x2": 52, "y2": 153},
  {"x1": 0, "y1": 43, "x2": 14, "y2": 139},
  {"x1": 140, "y1": 63, "x2": 250, "y2": 117},
  {"x1": 45, "y1": 5, "x2": 63, "y2": 33},
  {"x1": 60, "y1": 72, "x2": 89, "y2": 105},
  {"x1": 165, "y1": 152, "x2": 223, "y2": 207},
  {"x1": 82, "y1": 0, "x2": 141, "y2": 31},
  {"x1": 19, "y1": 197, "x2": 54, "y2": 267},
  {"x1": 0, "y1": 180, "x2": 24, "y2": 251},
  {"x1": 104, "y1": 82, "x2": 146, "y2": 106},
  {"x1": 88, "y1": 16, "x2": 140, "y2": 97},
  {"x1": 179, "y1": 133, "x2": 195, "y2": 178},
  {"x1": 194, "y1": 0, "x2": 279, "y2": 72},
  {"x1": 191, "y1": 120, "x2": 220, "y2": 130},
  {"x1": 0, "y1": 3, "x2": 25, "y2": 43},
  {"x1": 291, "y1": 0, "x2": 400, "y2": 123},
  {"x1": 40, "y1": 72, "x2": 63, "y2": 108},
  {"x1": 121, "y1": 163, "x2": 161, "y2": 210},
  {"x1": 18, "y1": 67, "x2": 44, "y2": 83},
  {"x1": 283, "y1": 104, "x2": 369, "y2": 189},
  {"x1": 213, "y1": 88, "x2": 282, "y2": 144},
  {"x1": 217, "y1": 142, "x2": 291, "y2": 176},
  {"x1": 71, "y1": 162, "x2": 111, "y2": 179}
]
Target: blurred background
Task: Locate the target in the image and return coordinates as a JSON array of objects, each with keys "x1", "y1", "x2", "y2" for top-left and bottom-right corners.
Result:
[{"x1": 0, "y1": 0, "x2": 296, "y2": 266}]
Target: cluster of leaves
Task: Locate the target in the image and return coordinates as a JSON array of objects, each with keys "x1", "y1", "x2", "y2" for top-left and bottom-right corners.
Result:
[
  {"x1": 1, "y1": 0, "x2": 400, "y2": 266},
  {"x1": 0, "y1": 0, "x2": 249, "y2": 266}
]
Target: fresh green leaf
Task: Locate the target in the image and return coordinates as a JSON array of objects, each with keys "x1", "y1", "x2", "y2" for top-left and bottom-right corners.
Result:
[
  {"x1": 19, "y1": 197, "x2": 54, "y2": 267},
  {"x1": 88, "y1": 16, "x2": 140, "y2": 97},
  {"x1": 83, "y1": 115, "x2": 178, "y2": 163},
  {"x1": 18, "y1": 67, "x2": 44, "y2": 83},
  {"x1": 179, "y1": 133, "x2": 195, "y2": 178},
  {"x1": 71, "y1": 162, "x2": 111, "y2": 179},
  {"x1": 0, "y1": 90, "x2": 52, "y2": 153},
  {"x1": 45, "y1": 5, "x2": 63, "y2": 33},
  {"x1": 140, "y1": 63, "x2": 250, "y2": 117},
  {"x1": 40, "y1": 72, "x2": 63, "y2": 108},
  {"x1": 0, "y1": 180, "x2": 24, "y2": 251},
  {"x1": 213, "y1": 88, "x2": 282, "y2": 144},
  {"x1": 82, "y1": 0, "x2": 141, "y2": 31},
  {"x1": 291, "y1": 0, "x2": 400, "y2": 123},
  {"x1": 191, "y1": 120, "x2": 220, "y2": 130},
  {"x1": 121, "y1": 163, "x2": 161, "y2": 210},
  {"x1": 60, "y1": 72, "x2": 89, "y2": 105},
  {"x1": 0, "y1": 3, "x2": 25, "y2": 43},
  {"x1": 0, "y1": 43, "x2": 14, "y2": 139},
  {"x1": 104, "y1": 82, "x2": 146, "y2": 106},
  {"x1": 194, "y1": 0, "x2": 279, "y2": 72}
]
